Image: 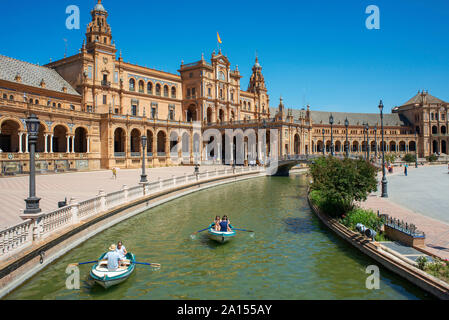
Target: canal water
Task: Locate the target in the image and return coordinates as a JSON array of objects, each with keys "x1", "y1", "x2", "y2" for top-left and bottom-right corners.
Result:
[{"x1": 6, "y1": 174, "x2": 428, "y2": 300}]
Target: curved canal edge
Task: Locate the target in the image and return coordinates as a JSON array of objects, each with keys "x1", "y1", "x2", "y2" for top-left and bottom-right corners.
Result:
[
  {"x1": 307, "y1": 192, "x2": 449, "y2": 300},
  {"x1": 0, "y1": 170, "x2": 266, "y2": 299}
]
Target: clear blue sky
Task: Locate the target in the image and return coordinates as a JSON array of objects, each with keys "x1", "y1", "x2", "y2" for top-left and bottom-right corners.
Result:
[{"x1": 1, "y1": 0, "x2": 449, "y2": 114}]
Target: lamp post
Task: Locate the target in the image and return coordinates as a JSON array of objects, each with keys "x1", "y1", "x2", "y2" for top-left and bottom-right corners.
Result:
[
  {"x1": 365, "y1": 123, "x2": 370, "y2": 161},
  {"x1": 374, "y1": 125, "x2": 378, "y2": 163},
  {"x1": 363, "y1": 123, "x2": 367, "y2": 160},
  {"x1": 140, "y1": 136, "x2": 148, "y2": 183},
  {"x1": 379, "y1": 100, "x2": 388, "y2": 198},
  {"x1": 415, "y1": 130, "x2": 418, "y2": 168},
  {"x1": 322, "y1": 128, "x2": 325, "y2": 156},
  {"x1": 345, "y1": 118, "x2": 349, "y2": 157},
  {"x1": 24, "y1": 114, "x2": 41, "y2": 214},
  {"x1": 329, "y1": 114, "x2": 334, "y2": 156}
]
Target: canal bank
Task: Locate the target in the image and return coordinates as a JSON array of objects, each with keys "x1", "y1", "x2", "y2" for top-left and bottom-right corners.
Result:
[
  {"x1": 0, "y1": 168, "x2": 265, "y2": 298},
  {"x1": 5, "y1": 173, "x2": 428, "y2": 299},
  {"x1": 308, "y1": 194, "x2": 449, "y2": 300}
]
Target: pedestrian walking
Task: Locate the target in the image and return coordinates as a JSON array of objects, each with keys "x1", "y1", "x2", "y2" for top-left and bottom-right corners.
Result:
[
  {"x1": 112, "y1": 167, "x2": 117, "y2": 180},
  {"x1": 404, "y1": 164, "x2": 408, "y2": 176}
]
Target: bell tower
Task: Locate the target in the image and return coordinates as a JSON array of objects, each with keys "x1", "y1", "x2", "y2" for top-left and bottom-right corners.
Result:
[
  {"x1": 85, "y1": 0, "x2": 115, "y2": 53},
  {"x1": 248, "y1": 56, "x2": 267, "y2": 93}
]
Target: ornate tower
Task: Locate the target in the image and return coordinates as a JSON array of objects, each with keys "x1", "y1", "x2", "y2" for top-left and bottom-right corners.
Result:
[
  {"x1": 248, "y1": 56, "x2": 267, "y2": 93},
  {"x1": 85, "y1": 0, "x2": 114, "y2": 52}
]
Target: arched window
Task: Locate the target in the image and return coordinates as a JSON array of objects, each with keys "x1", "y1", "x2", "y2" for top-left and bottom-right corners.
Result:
[
  {"x1": 147, "y1": 82, "x2": 153, "y2": 95},
  {"x1": 138, "y1": 80, "x2": 144, "y2": 93},
  {"x1": 163, "y1": 85, "x2": 169, "y2": 97},
  {"x1": 156, "y1": 84, "x2": 161, "y2": 96},
  {"x1": 432, "y1": 126, "x2": 438, "y2": 134},
  {"x1": 171, "y1": 87, "x2": 176, "y2": 98},
  {"x1": 129, "y1": 78, "x2": 135, "y2": 92}
]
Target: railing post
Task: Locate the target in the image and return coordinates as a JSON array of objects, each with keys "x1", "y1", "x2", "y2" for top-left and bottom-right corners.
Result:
[
  {"x1": 173, "y1": 175, "x2": 176, "y2": 186},
  {"x1": 70, "y1": 198, "x2": 79, "y2": 224},
  {"x1": 184, "y1": 172, "x2": 187, "y2": 184},
  {"x1": 158, "y1": 177, "x2": 162, "y2": 189},
  {"x1": 122, "y1": 185, "x2": 128, "y2": 203},
  {"x1": 98, "y1": 189, "x2": 106, "y2": 212}
]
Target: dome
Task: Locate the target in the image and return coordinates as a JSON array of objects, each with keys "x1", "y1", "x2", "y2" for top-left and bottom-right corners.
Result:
[{"x1": 94, "y1": 0, "x2": 106, "y2": 12}]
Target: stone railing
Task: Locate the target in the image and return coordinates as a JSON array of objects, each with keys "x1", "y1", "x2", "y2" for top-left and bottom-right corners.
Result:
[{"x1": 0, "y1": 166, "x2": 264, "y2": 260}]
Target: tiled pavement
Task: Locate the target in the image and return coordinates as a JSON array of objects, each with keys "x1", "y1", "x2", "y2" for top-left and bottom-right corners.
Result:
[
  {"x1": 362, "y1": 164, "x2": 449, "y2": 260},
  {"x1": 0, "y1": 165, "x2": 230, "y2": 230}
]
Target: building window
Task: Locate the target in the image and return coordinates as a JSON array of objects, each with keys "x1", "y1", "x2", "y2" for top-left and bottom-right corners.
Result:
[
  {"x1": 139, "y1": 80, "x2": 144, "y2": 93},
  {"x1": 156, "y1": 84, "x2": 161, "y2": 96},
  {"x1": 129, "y1": 78, "x2": 136, "y2": 92},
  {"x1": 191, "y1": 88, "x2": 196, "y2": 98},
  {"x1": 114, "y1": 71, "x2": 118, "y2": 83},
  {"x1": 87, "y1": 105, "x2": 93, "y2": 112},
  {"x1": 57, "y1": 103, "x2": 62, "y2": 108},
  {"x1": 189, "y1": 72, "x2": 193, "y2": 78},
  {"x1": 131, "y1": 105, "x2": 137, "y2": 116},
  {"x1": 171, "y1": 87, "x2": 176, "y2": 99},
  {"x1": 147, "y1": 82, "x2": 153, "y2": 95},
  {"x1": 208, "y1": 88, "x2": 211, "y2": 97},
  {"x1": 163, "y1": 85, "x2": 169, "y2": 97},
  {"x1": 103, "y1": 95, "x2": 107, "y2": 105},
  {"x1": 70, "y1": 105, "x2": 75, "y2": 110},
  {"x1": 169, "y1": 105, "x2": 175, "y2": 120},
  {"x1": 87, "y1": 66, "x2": 93, "y2": 79},
  {"x1": 151, "y1": 103, "x2": 158, "y2": 118},
  {"x1": 115, "y1": 108, "x2": 119, "y2": 114},
  {"x1": 230, "y1": 92, "x2": 234, "y2": 102}
]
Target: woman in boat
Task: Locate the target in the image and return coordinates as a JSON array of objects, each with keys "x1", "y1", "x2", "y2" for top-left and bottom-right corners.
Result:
[
  {"x1": 103, "y1": 244, "x2": 122, "y2": 271},
  {"x1": 116, "y1": 241, "x2": 127, "y2": 260},
  {"x1": 219, "y1": 215, "x2": 232, "y2": 232},
  {"x1": 213, "y1": 216, "x2": 221, "y2": 231}
]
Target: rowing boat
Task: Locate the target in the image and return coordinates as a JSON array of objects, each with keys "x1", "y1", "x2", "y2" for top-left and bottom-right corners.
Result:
[
  {"x1": 208, "y1": 226, "x2": 236, "y2": 244},
  {"x1": 90, "y1": 252, "x2": 135, "y2": 288}
]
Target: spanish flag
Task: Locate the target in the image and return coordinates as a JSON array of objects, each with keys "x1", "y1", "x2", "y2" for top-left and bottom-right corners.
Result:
[{"x1": 217, "y1": 32, "x2": 222, "y2": 44}]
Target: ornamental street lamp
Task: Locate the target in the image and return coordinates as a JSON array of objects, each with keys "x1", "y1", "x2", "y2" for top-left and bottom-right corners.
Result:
[
  {"x1": 374, "y1": 125, "x2": 378, "y2": 162},
  {"x1": 329, "y1": 114, "x2": 334, "y2": 156},
  {"x1": 345, "y1": 118, "x2": 349, "y2": 157},
  {"x1": 140, "y1": 136, "x2": 148, "y2": 183},
  {"x1": 415, "y1": 130, "x2": 418, "y2": 168},
  {"x1": 379, "y1": 100, "x2": 388, "y2": 198},
  {"x1": 365, "y1": 123, "x2": 370, "y2": 161},
  {"x1": 24, "y1": 114, "x2": 41, "y2": 214},
  {"x1": 322, "y1": 128, "x2": 325, "y2": 156}
]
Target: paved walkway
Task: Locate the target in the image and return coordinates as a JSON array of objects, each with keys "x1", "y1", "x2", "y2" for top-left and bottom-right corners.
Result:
[
  {"x1": 0, "y1": 165, "x2": 230, "y2": 229},
  {"x1": 361, "y1": 164, "x2": 449, "y2": 260}
]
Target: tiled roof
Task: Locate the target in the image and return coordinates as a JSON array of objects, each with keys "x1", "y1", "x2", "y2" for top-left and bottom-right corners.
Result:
[
  {"x1": 270, "y1": 107, "x2": 410, "y2": 127},
  {"x1": 0, "y1": 54, "x2": 80, "y2": 96},
  {"x1": 401, "y1": 91, "x2": 446, "y2": 106}
]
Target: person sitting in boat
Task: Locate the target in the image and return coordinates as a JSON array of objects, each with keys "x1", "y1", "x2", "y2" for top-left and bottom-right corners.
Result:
[
  {"x1": 103, "y1": 244, "x2": 123, "y2": 271},
  {"x1": 219, "y1": 215, "x2": 232, "y2": 232},
  {"x1": 213, "y1": 216, "x2": 221, "y2": 231},
  {"x1": 116, "y1": 241, "x2": 127, "y2": 260}
]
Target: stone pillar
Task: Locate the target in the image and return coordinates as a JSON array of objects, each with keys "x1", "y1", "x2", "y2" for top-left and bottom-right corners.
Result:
[
  {"x1": 98, "y1": 189, "x2": 106, "y2": 211},
  {"x1": 87, "y1": 137, "x2": 90, "y2": 153},
  {"x1": 18, "y1": 132, "x2": 23, "y2": 153},
  {"x1": 50, "y1": 134, "x2": 54, "y2": 153},
  {"x1": 72, "y1": 136, "x2": 75, "y2": 153},
  {"x1": 44, "y1": 134, "x2": 48, "y2": 153},
  {"x1": 25, "y1": 134, "x2": 29, "y2": 153},
  {"x1": 66, "y1": 135, "x2": 70, "y2": 153},
  {"x1": 70, "y1": 198, "x2": 79, "y2": 224}
]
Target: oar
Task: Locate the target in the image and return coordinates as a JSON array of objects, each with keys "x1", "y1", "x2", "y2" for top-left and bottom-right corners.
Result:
[
  {"x1": 134, "y1": 261, "x2": 161, "y2": 267},
  {"x1": 232, "y1": 228, "x2": 255, "y2": 233},
  {"x1": 192, "y1": 225, "x2": 213, "y2": 235},
  {"x1": 68, "y1": 260, "x2": 98, "y2": 267}
]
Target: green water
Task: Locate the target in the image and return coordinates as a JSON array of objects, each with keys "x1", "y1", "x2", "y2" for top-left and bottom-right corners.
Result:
[{"x1": 5, "y1": 174, "x2": 428, "y2": 300}]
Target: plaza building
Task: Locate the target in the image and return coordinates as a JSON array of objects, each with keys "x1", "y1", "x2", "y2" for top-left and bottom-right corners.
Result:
[{"x1": 0, "y1": 0, "x2": 447, "y2": 174}]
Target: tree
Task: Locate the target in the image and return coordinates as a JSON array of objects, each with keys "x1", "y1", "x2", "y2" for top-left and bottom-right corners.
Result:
[
  {"x1": 402, "y1": 153, "x2": 416, "y2": 163},
  {"x1": 309, "y1": 156, "x2": 378, "y2": 217}
]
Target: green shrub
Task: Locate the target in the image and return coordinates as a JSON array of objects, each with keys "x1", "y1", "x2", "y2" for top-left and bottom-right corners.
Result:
[
  {"x1": 402, "y1": 153, "x2": 416, "y2": 163},
  {"x1": 385, "y1": 154, "x2": 398, "y2": 164},
  {"x1": 309, "y1": 156, "x2": 377, "y2": 217},
  {"x1": 417, "y1": 256, "x2": 428, "y2": 270},
  {"x1": 426, "y1": 154, "x2": 438, "y2": 162},
  {"x1": 341, "y1": 208, "x2": 383, "y2": 232}
]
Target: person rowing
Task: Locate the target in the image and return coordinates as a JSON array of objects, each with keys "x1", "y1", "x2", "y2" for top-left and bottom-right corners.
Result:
[
  {"x1": 219, "y1": 215, "x2": 232, "y2": 232},
  {"x1": 102, "y1": 244, "x2": 123, "y2": 271},
  {"x1": 213, "y1": 216, "x2": 221, "y2": 231}
]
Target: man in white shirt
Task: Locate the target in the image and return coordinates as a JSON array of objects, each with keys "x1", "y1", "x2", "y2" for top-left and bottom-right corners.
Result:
[{"x1": 102, "y1": 244, "x2": 122, "y2": 271}]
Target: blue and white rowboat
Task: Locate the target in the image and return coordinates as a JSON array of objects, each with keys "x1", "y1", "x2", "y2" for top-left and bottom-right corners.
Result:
[
  {"x1": 208, "y1": 228, "x2": 236, "y2": 244},
  {"x1": 90, "y1": 252, "x2": 135, "y2": 289}
]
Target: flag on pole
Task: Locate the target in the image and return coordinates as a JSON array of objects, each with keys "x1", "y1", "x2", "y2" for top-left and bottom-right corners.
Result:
[{"x1": 217, "y1": 32, "x2": 222, "y2": 44}]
